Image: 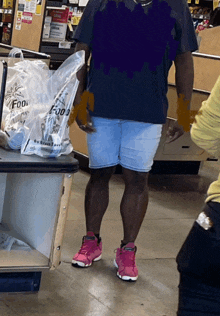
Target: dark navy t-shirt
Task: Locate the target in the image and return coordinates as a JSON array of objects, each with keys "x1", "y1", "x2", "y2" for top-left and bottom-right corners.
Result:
[{"x1": 74, "y1": 0, "x2": 198, "y2": 124}]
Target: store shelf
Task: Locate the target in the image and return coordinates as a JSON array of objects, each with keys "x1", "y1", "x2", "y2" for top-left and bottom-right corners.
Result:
[
  {"x1": 46, "y1": 0, "x2": 68, "y2": 8},
  {"x1": 46, "y1": 5, "x2": 67, "y2": 9},
  {"x1": 0, "y1": 23, "x2": 11, "y2": 27},
  {"x1": 42, "y1": 38, "x2": 71, "y2": 43},
  {"x1": 0, "y1": 9, "x2": 13, "y2": 14},
  {"x1": 42, "y1": 38, "x2": 73, "y2": 48},
  {"x1": 192, "y1": 14, "x2": 211, "y2": 19}
]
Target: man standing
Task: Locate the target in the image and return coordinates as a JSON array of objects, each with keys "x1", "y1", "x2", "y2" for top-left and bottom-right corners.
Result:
[{"x1": 70, "y1": 0, "x2": 198, "y2": 281}]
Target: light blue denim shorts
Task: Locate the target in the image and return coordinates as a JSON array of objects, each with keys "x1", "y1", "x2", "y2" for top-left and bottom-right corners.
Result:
[{"x1": 87, "y1": 117, "x2": 163, "y2": 172}]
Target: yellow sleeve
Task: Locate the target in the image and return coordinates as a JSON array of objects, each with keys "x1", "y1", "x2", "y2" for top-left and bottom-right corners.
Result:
[
  {"x1": 205, "y1": 176, "x2": 220, "y2": 204},
  {"x1": 191, "y1": 76, "x2": 220, "y2": 203},
  {"x1": 190, "y1": 76, "x2": 220, "y2": 158}
]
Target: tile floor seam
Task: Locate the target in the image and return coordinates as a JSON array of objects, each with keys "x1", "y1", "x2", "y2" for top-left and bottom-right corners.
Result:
[
  {"x1": 62, "y1": 260, "x2": 73, "y2": 264},
  {"x1": 58, "y1": 265, "x2": 116, "y2": 314},
  {"x1": 56, "y1": 262, "x2": 122, "y2": 313},
  {"x1": 2, "y1": 300, "x2": 23, "y2": 315},
  {"x1": 85, "y1": 292, "x2": 115, "y2": 313},
  {"x1": 53, "y1": 267, "x2": 112, "y2": 311}
]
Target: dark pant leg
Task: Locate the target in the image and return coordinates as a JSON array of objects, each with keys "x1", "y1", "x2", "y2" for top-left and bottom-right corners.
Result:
[
  {"x1": 177, "y1": 274, "x2": 220, "y2": 316},
  {"x1": 176, "y1": 202, "x2": 220, "y2": 315}
]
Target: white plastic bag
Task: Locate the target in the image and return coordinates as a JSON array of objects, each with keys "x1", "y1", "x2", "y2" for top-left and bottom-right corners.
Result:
[
  {"x1": 0, "y1": 232, "x2": 32, "y2": 251},
  {"x1": 21, "y1": 50, "x2": 84, "y2": 157},
  {"x1": 2, "y1": 49, "x2": 85, "y2": 157},
  {"x1": 3, "y1": 48, "x2": 50, "y2": 150}
]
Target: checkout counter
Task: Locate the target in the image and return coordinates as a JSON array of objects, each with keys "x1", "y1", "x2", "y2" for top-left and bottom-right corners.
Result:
[{"x1": 0, "y1": 47, "x2": 79, "y2": 292}]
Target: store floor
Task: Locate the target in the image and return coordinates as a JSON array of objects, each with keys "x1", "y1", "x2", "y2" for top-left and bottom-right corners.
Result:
[{"x1": 0, "y1": 159, "x2": 220, "y2": 315}]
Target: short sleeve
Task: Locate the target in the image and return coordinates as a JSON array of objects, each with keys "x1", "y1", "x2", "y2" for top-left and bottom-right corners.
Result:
[
  {"x1": 174, "y1": 0, "x2": 198, "y2": 55},
  {"x1": 73, "y1": 0, "x2": 102, "y2": 48}
]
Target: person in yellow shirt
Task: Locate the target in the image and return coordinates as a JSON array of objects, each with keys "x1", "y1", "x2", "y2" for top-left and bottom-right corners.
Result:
[{"x1": 176, "y1": 76, "x2": 220, "y2": 315}]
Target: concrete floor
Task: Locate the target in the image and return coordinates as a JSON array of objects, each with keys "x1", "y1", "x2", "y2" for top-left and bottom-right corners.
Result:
[{"x1": 0, "y1": 160, "x2": 220, "y2": 315}]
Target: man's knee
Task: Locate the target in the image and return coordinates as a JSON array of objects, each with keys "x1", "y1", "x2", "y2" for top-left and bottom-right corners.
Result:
[
  {"x1": 90, "y1": 165, "x2": 117, "y2": 182},
  {"x1": 122, "y1": 168, "x2": 149, "y2": 192}
]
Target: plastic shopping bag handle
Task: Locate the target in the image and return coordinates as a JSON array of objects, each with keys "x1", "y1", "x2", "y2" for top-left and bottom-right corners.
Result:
[
  {"x1": 8, "y1": 48, "x2": 24, "y2": 60},
  {"x1": 0, "y1": 60, "x2": 7, "y2": 129}
]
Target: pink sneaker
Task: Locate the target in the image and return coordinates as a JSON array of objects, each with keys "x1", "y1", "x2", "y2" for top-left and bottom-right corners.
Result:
[
  {"x1": 72, "y1": 232, "x2": 102, "y2": 267},
  {"x1": 114, "y1": 242, "x2": 138, "y2": 281}
]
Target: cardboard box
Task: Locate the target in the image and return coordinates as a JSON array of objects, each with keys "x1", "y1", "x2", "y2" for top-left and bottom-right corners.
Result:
[
  {"x1": 48, "y1": 8, "x2": 69, "y2": 24},
  {"x1": 49, "y1": 22, "x2": 67, "y2": 40}
]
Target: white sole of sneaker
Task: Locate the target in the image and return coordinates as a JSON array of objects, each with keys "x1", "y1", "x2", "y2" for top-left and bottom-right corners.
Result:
[
  {"x1": 113, "y1": 259, "x2": 138, "y2": 281},
  {"x1": 72, "y1": 254, "x2": 102, "y2": 267}
]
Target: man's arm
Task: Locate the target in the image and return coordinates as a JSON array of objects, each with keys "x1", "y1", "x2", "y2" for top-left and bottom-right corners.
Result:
[
  {"x1": 68, "y1": 42, "x2": 95, "y2": 133},
  {"x1": 174, "y1": 51, "x2": 194, "y2": 132},
  {"x1": 166, "y1": 51, "x2": 194, "y2": 143},
  {"x1": 73, "y1": 42, "x2": 91, "y2": 107}
]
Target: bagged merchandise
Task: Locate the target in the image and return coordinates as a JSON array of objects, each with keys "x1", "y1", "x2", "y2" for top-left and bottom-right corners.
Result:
[
  {"x1": 1, "y1": 49, "x2": 85, "y2": 158},
  {"x1": 0, "y1": 130, "x2": 9, "y2": 148},
  {"x1": 2, "y1": 48, "x2": 50, "y2": 151},
  {"x1": 0, "y1": 232, "x2": 32, "y2": 251}
]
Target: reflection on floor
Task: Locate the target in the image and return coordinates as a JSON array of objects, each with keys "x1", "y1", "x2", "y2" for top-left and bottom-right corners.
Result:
[{"x1": 0, "y1": 160, "x2": 219, "y2": 316}]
